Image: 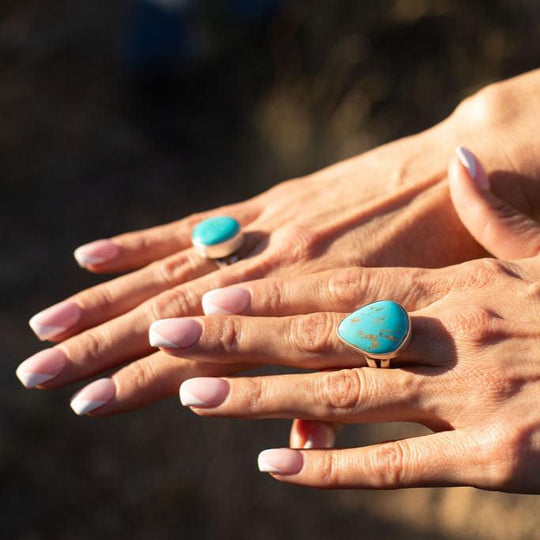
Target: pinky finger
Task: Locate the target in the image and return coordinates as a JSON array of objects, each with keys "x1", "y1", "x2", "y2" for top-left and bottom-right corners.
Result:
[{"x1": 258, "y1": 432, "x2": 473, "y2": 489}]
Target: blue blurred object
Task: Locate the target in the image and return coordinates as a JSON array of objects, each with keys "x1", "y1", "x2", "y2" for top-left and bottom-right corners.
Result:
[
  {"x1": 123, "y1": 0, "x2": 196, "y2": 75},
  {"x1": 123, "y1": 0, "x2": 282, "y2": 77}
]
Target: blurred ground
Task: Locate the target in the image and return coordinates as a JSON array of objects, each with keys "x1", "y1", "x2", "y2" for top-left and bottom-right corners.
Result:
[{"x1": 2, "y1": 1, "x2": 540, "y2": 539}]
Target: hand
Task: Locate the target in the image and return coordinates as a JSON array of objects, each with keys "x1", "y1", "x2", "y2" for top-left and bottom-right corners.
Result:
[
  {"x1": 16, "y1": 71, "x2": 540, "y2": 417},
  {"x1": 155, "y1": 149, "x2": 540, "y2": 493}
]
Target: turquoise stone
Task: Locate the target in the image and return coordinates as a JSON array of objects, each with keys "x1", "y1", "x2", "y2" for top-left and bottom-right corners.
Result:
[
  {"x1": 192, "y1": 216, "x2": 240, "y2": 246},
  {"x1": 337, "y1": 300, "x2": 409, "y2": 356}
]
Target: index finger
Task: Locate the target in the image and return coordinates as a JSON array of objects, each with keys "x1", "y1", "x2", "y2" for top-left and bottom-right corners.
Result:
[{"x1": 74, "y1": 201, "x2": 261, "y2": 273}]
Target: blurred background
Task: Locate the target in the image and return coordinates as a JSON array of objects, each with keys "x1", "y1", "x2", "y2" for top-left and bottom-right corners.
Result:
[{"x1": 2, "y1": 0, "x2": 540, "y2": 538}]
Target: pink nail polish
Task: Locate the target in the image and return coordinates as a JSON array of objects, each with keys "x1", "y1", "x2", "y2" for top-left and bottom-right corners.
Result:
[
  {"x1": 258, "y1": 449, "x2": 304, "y2": 475},
  {"x1": 70, "y1": 378, "x2": 116, "y2": 415},
  {"x1": 148, "y1": 319, "x2": 202, "y2": 349},
  {"x1": 29, "y1": 301, "x2": 81, "y2": 340},
  {"x1": 303, "y1": 424, "x2": 335, "y2": 449},
  {"x1": 179, "y1": 377, "x2": 230, "y2": 407},
  {"x1": 202, "y1": 288, "x2": 251, "y2": 315},
  {"x1": 73, "y1": 239, "x2": 119, "y2": 267},
  {"x1": 16, "y1": 348, "x2": 67, "y2": 388}
]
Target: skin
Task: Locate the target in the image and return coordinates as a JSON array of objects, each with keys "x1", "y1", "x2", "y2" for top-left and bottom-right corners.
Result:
[
  {"x1": 161, "y1": 152, "x2": 540, "y2": 492},
  {"x1": 21, "y1": 70, "x2": 540, "y2": 444}
]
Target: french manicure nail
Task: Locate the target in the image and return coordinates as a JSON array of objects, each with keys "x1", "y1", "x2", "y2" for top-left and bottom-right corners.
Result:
[
  {"x1": 15, "y1": 348, "x2": 67, "y2": 388},
  {"x1": 149, "y1": 319, "x2": 202, "y2": 349},
  {"x1": 258, "y1": 448, "x2": 304, "y2": 475},
  {"x1": 179, "y1": 377, "x2": 230, "y2": 407},
  {"x1": 73, "y1": 239, "x2": 119, "y2": 267},
  {"x1": 202, "y1": 288, "x2": 251, "y2": 315},
  {"x1": 456, "y1": 146, "x2": 476, "y2": 179},
  {"x1": 70, "y1": 378, "x2": 116, "y2": 415},
  {"x1": 303, "y1": 424, "x2": 335, "y2": 449},
  {"x1": 456, "y1": 146, "x2": 490, "y2": 190},
  {"x1": 29, "y1": 301, "x2": 81, "y2": 340}
]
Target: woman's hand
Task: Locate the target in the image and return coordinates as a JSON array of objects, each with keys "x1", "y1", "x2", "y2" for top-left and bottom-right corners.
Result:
[
  {"x1": 145, "y1": 149, "x2": 540, "y2": 493},
  {"x1": 16, "y1": 71, "x2": 540, "y2": 416}
]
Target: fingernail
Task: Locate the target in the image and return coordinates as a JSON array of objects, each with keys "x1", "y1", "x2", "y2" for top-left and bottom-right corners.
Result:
[
  {"x1": 456, "y1": 146, "x2": 490, "y2": 189},
  {"x1": 70, "y1": 378, "x2": 116, "y2": 415},
  {"x1": 303, "y1": 424, "x2": 335, "y2": 449},
  {"x1": 73, "y1": 239, "x2": 119, "y2": 267},
  {"x1": 29, "y1": 301, "x2": 81, "y2": 340},
  {"x1": 202, "y1": 288, "x2": 251, "y2": 315},
  {"x1": 179, "y1": 377, "x2": 230, "y2": 407},
  {"x1": 15, "y1": 348, "x2": 67, "y2": 388},
  {"x1": 149, "y1": 318, "x2": 202, "y2": 349},
  {"x1": 257, "y1": 448, "x2": 304, "y2": 475}
]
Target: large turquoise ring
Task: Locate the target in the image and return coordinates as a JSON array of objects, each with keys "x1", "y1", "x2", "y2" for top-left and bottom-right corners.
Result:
[
  {"x1": 337, "y1": 300, "x2": 411, "y2": 368},
  {"x1": 192, "y1": 216, "x2": 244, "y2": 264}
]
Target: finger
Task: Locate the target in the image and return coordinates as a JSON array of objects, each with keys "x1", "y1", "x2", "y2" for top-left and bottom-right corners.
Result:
[
  {"x1": 449, "y1": 147, "x2": 540, "y2": 259},
  {"x1": 150, "y1": 310, "x2": 450, "y2": 369},
  {"x1": 201, "y1": 266, "x2": 445, "y2": 317},
  {"x1": 290, "y1": 420, "x2": 341, "y2": 449},
  {"x1": 179, "y1": 368, "x2": 435, "y2": 425},
  {"x1": 73, "y1": 202, "x2": 261, "y2": 273},
  {"x1": 20, "y1": 259, "x2": 265, "y2": 390},
  {"x1": 29, "y1": 248, "x2": 218, "y2": 341},
  {"x1": 257, "y1": 431, "x2": 470, "y2": 489},
  {"x1": 66, "y1": 352, "x2": 250, "y2": 416}
]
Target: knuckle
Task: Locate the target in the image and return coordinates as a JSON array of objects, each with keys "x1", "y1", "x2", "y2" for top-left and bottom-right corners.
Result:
[
  {"x1": 148, "y1": 287, "x2": 198, "y2": 321},
  {"x1": 76, "y1": 328, "x2": 112, "y2": 366},
  {"x1": 327, "y1": 268, "x2": 366, "y2": 307},
  {"x1": 122, "y1": 359, "x2": 158, "y2": 392},
  {"x1": 258, "y1": 279, "x2": 286, "y2": 314},
  {"x1": 455, "y1": 259, "x2": 510, "y2": 290},
  {"x1": 319, "y1": 451, "x2": 342, "y2": 487},
  {"x1": 291, "y1": 313, "x2": 335, "y2": 358},
  {"x1": 442, "y1": 305, "x2": 501, "y2": 345},
  {"x1": 267, "y1": 226, "x2": 320, "y2": 265},
  {"x1": 239, "y1": 377, "x2": 264, "y2": 414},
  {"x1": 75, "y1": 282, "x2": 116, "y2": 311},
  {"x1": 370, "y1": 441, "x2": 408, "y2": 488},
  {"x1": 318, "y1": 369, "x2": 363, "y2": 413},
  {"x1": 152, "y1": 252, "x2": 198, "y2": 287},
  {"x1": 477, "y1": 426, "x2": 523, "y2": 489},
  {"x1": 454, "y1": 82, "x2": 512, "y2": 128},
  {"x1": 213, "y1": 317, "x2": 240, "y2": 353}
]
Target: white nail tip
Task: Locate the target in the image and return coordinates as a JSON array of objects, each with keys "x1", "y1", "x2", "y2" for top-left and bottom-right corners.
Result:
[
  {"x1": 179, "y1": 388, "x2": 206, "y2": 407},
  {"x1": 73, "y1": 249, "x2": 106, "y2": 267},
  {"x1": 16, "y1": 370, "x2": 56, "y2": 389},
  {"x1": 202, "y1": 290, "x2": 232, "y2": 315},
  {"x1": 456, "y1": 146, "x2": 477, "y2": 180},
  {"x1": 148, "y1": 320, "x2": 179, "y2": 349},
  {"x1": 257, "y1": 451, "x2": 282, "y2": 473},
  {"x1": 70, "y1": 398, "x2": 108, "y2": 416},
  {"x1": 303, "y1": 437, "x2": 315, "y2": 449},
  {"x1": 28, "y1": 321, "x2": 66, "y2": 340}
]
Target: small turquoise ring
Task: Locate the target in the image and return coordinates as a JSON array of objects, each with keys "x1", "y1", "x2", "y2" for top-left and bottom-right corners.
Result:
[
  {"x1": 191, "y1": 216, "x2": 244, "y2": 264},
  {"x1": 337, "y1": 300, "x2": 412, "y2": 368}
]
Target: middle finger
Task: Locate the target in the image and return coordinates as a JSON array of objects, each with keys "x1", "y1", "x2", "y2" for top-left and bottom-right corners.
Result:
[{"x1": 150, "y1": 310, "x2": 451, "y2": 369}]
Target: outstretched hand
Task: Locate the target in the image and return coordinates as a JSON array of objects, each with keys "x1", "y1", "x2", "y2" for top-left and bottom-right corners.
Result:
[{"x1": 167, "y1": 149, "x2": 540, "y2": 493}]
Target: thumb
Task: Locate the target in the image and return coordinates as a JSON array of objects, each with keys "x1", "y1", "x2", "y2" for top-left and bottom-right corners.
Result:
[
  {"x1": 289, "y1": 419, "x2": 340, "y2": 449},
  {"x1": 448, "y1": 146, "x2": 540, "y2": 260}
]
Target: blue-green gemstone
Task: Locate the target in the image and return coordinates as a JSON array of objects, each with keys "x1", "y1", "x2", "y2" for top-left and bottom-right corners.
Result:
[
  {"x1": 337, "y1": 300, "x2": 409, "y2": 356},
  {"x1": 192, "y1": 216, "x2": 240, "y2": 246}
]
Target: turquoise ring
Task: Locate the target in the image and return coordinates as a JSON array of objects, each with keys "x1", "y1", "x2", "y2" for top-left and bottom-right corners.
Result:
[
  {"x1": 191, "y1": 216, "x2": 244, "y2": 263},
  {"x1": 337, "y1": 300, "x2": 411, "y2": 368}
]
